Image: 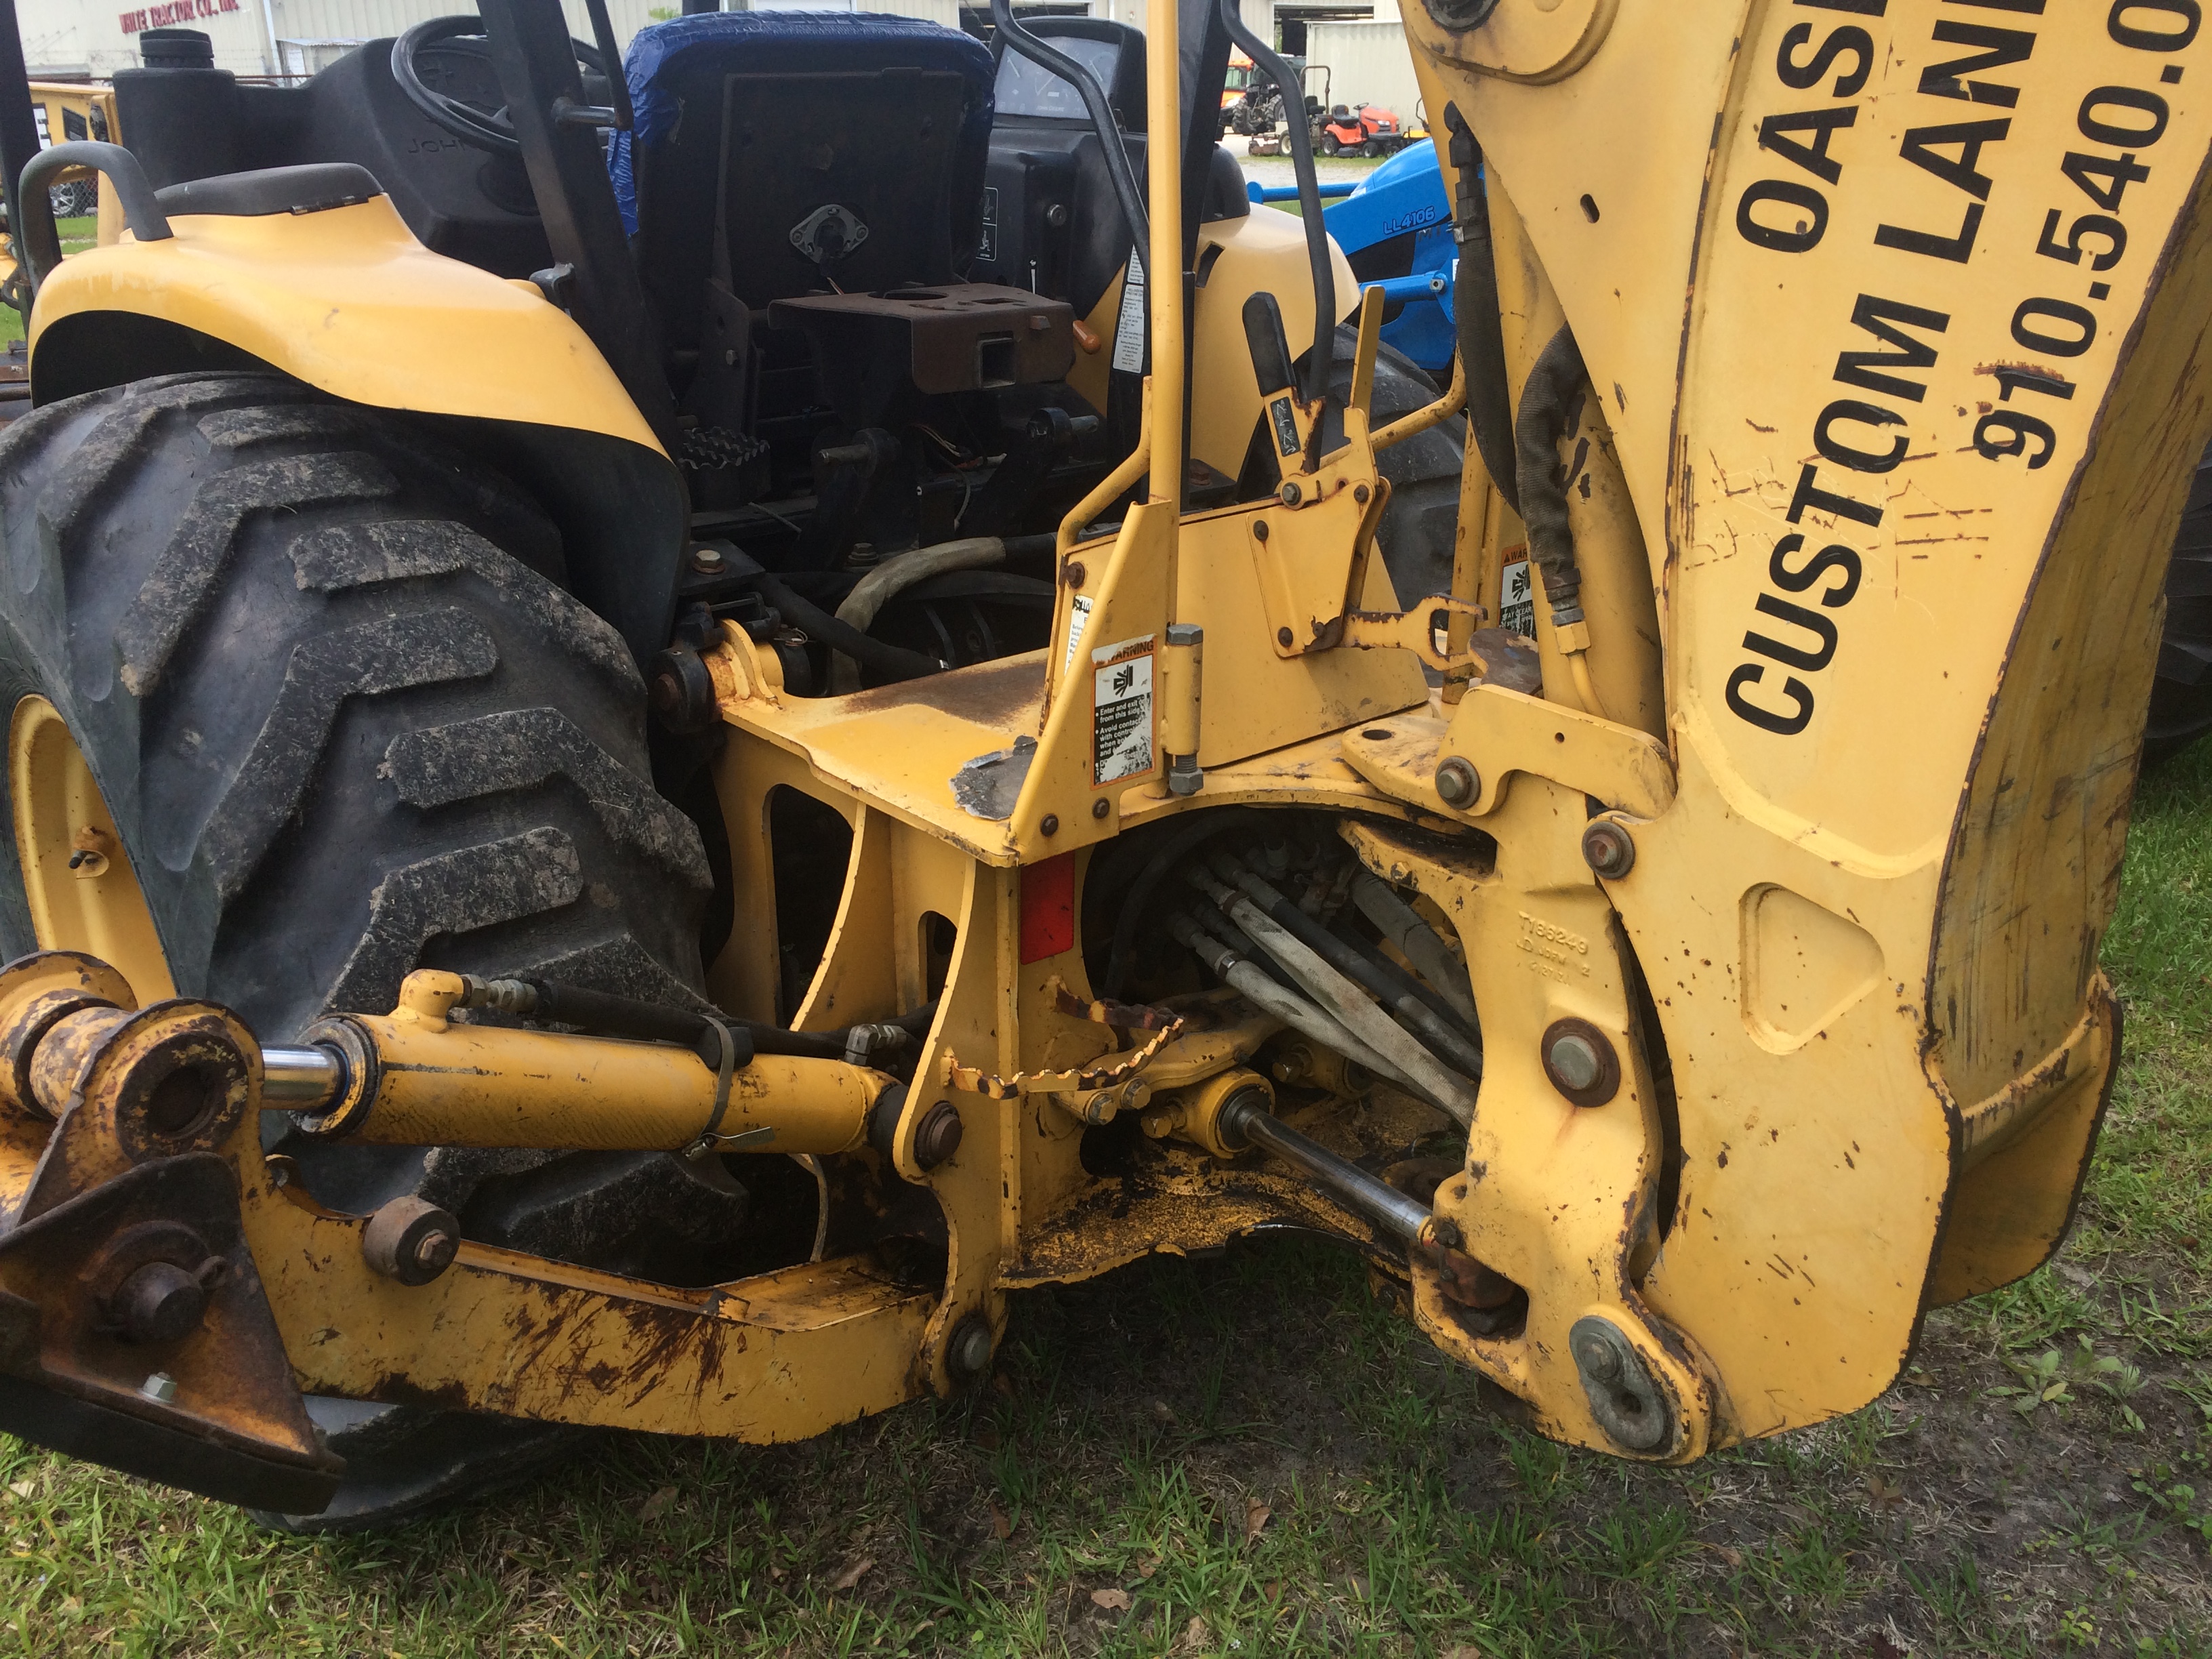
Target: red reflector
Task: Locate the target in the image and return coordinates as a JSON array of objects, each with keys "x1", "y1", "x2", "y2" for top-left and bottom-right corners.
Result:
[{"x1": 1020, "y1": 853, "x2": 1076, "y2": 963}]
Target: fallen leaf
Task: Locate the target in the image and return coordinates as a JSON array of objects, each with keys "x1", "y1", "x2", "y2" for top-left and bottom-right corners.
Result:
[
  {"x1": 989, "y1": 1500, "x2": 1012, "y2": 1540},
  {"x1": 1245, "y1": 1496, "x2": 1271, "y2": 1541},
  {"x1": 5, "y1": 1481, "x2": 31, "y2": 1500},
  {"x1": 1868, "y1": 1474, "x2": 1904, "y2": 1511},
  {"x1": 769, "y1": 1563, "x2": 787, "y2": 1580},
  {"x1": 1441, "y1": 1647, "x2": 1486, "y2": 1659},
  {"x1": 993, "y1": 1371, "x2": 1016, "y2": 1398},
  {"x1": 1137, "y1": 1555, "x2": 1161, "y2": 1579},
  {"x1": 830, "y1": 1556, "x2": 874, "y2": 1591},
  {"x1": 636, "y1": 1486, "x2": 677, "y2": 1523},
  {"x1": 1090, "y1": 1586, "x2": 1132, "y2": 1611},
  {"x1": 1183, "y1": 1614, "x2": 1211, "y2": 1650},
  {"x1": 1150, "y1": 1399, "x2": 1177, "y2": 1425},
  {"x1": 975, "y1": 1425, "x2": 1002, "y2": 1451},
  {"x1": 1714, "y1": 1544, "x2": 1744, "y2": 1568},
  {"x1": 1868, "y1": 1633, "x2": 1905, "y2": 1659}
]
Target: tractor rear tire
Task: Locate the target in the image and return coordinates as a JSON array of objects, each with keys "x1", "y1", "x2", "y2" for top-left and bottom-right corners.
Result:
[
  {"x1": 0, "y1": 372, "x2": 733, "y2": 1527},
  {"x1": 2146, "y1": 438, "x2": 2212, "y2": 767},
  {"x1": 1325, "y1": 325, "x2": 1465, "y2": 606}
]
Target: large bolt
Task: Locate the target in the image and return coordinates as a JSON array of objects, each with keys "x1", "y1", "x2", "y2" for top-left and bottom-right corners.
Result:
[
  {"x1": 114, "y1": 1261, "x2": 206, "y2": 1345},
  {"x1": 1279, "y1": 480, "x2": 1303, "y2": 506},
  {"x1": 1540, "y1": 1018, "x2": 1621, "y2": 1107},
  {"x1": 912, "y1": 1099, "x2": 964, "y2": 1169},
  {"x1": 363, "y1": 1196, "x2": 462, "y2": 1287},
  {"x1": 1548, "y1": 1033, "x2": 1602, "y2": 1092},
  {"x1": 1582, "y1": 820, "x2": 1637, "y2": 879},
  {"x1": 139, "y1": 1371, "x2": 178, "y2": 1404},
  {"x1": 1568, "y1": 1315, "x2": 1673, "y2": 1453},
  {"x1": 947, "y1": 1312, "x2": 996, "y2": 1381},
  {"x1": 1434, "y1": 756, "x2": 1480, "y2": 809}
]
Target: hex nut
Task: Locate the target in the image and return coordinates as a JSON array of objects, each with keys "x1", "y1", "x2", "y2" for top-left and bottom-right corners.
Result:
[
  {"x1": 913, "y1": 1099, "x2": 964, "y2": 1169},
  {"x1": 947, "y1": 1312, "x2": 996, "y2": 1380},
  {"x1": 1092, "y1": 798, "x2": 1111, "y2": 820},
  {"x1": 1569, "y1": 1315, "x2": 1673, "y2": 1453},
  {"x1": 1279, "y1": 480, "x2": 1303, "y2": 506},
  {"x1": 1541, "y1": 1017, "x2": 1621, "y2": 1107},
  {"x1": 363, "y1": 1195, "x2": 462, "y2": 1287},
  {"x1": 139, "y1": 1370, "x2": 178, "y2": 1404},
  {"x1": 1582, "y1": 819, "x2": 1637, "y2": 879},
  {"x1": 1434, "y1": 756, "x2": 1480, "y2": 808}
]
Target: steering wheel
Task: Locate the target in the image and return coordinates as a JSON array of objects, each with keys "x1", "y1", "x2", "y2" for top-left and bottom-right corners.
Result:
[{"x1": 392, "y1": 17, "x2": 610, "y2": 157}]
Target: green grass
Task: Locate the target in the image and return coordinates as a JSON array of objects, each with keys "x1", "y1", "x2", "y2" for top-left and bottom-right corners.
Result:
[{"x1": 1, "y1": 749, "x2": 2209, "y2": 1654}]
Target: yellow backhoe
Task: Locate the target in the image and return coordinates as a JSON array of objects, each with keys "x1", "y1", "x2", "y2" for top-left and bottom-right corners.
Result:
[{"x1": 0, "y1": 0, "x2": 2196, "y2": 1530}]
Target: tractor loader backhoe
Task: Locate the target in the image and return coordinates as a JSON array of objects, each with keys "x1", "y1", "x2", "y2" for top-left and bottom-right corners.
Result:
[{"x1": 0, "y1": 0, "x2": 2197, "y2": 1529}]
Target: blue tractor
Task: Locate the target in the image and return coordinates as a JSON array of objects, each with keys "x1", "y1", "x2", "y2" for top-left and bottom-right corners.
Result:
[{"x1": 1247, "y1": 142, "x2": 1456, "y2": 375}]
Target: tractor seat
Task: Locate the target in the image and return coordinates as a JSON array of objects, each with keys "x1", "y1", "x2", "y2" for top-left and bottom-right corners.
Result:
[{"x1": 609, "y1": 11, "x2": 996, "y2": 350}]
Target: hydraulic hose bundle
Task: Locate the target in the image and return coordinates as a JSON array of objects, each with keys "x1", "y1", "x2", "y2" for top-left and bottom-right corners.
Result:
[{"x1": 1134, "y1": 827, "x2": 1483, "y2": 1126}]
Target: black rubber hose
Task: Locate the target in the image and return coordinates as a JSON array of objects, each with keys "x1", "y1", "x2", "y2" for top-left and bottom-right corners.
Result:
[
  {"x1": 1216, "y1": 0, "x2": 1334, "y2": 405},
  {"x1": 1100, "y1": 807, "x2": 1270, "y2": 999},
  {"x1": 1515, "y1": 327, "x2": 1589, "y2": 624},
  {"x1": 1442, "y1": 105, "x2": 1518, "y2": 516},
  {"x1": 527, "y1": 977, "x2": 909, "y2": 1063},
  {"x1": 1213, "y1": 853, "x2": 1486, "y2": 1081},
  {"x1": 739, "y1": 571, "x2": 946, "y2": 684},
  {"x1": 991, "y1": 0, "x2": 1149, "y2": 260},
  {"x1": 1331, "y1": 920, "x2": 1481, "y2": 1052}
]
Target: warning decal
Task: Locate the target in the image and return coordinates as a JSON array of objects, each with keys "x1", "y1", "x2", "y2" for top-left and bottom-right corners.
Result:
[
  {"x1": 1091, "y1": 634, "x2": 1155, "y2": 785},
  {"x1": 1111, "y1": 247, "x2": 1146, "y2": 374},
  {"x1": 1501, "y1": 557, "x2": 1534, "y2": 639}
]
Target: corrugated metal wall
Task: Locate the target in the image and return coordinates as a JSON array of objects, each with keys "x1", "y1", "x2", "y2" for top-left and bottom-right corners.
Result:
[{"x1": 1302, "y1": 18, "x2": 1420, "y2": 127}]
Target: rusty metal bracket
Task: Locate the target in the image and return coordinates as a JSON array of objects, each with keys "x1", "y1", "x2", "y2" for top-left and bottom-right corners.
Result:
[
  {"x1": 1339, "y1": 596, "x2": 1491, "y2": 675},
  {"x1": 941, "y1": 981, "x2": 1185, "y2": 1099}
]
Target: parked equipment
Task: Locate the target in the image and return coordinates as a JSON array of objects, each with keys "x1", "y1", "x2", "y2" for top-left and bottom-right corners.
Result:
[{"x1": 0, "y1": 0, "x2": 2198, "y2": 1537}]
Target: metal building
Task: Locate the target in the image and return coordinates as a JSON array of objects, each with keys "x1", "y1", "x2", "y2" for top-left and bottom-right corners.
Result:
[{"x1": 11, "y1": 0, "x2": 1416, "y2": 123}]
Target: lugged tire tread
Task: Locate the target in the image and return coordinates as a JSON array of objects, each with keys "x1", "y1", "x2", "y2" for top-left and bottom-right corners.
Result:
[
  {"x1": 0, "y1": 371, "x2": 706, "y2": 1050},
  {"x1": 200, "y1": 610, "x2": 501, "y2": 903},
  {"x1": 117, "y1": 451, "x2": 399, "y2": 695},
  {"x1": 383, "y1": 708, "x2": 712, "y2": 890},
  {"x1": 327, "y1": 827, "x2": 583, "y2": 1015}
]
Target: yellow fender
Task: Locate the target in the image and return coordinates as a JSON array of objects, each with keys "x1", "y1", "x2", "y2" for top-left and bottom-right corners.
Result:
[
  {"x1": 28, "y1": 194, "x2": 660, "y2": 451},
  {"x1": 27, "y1": 194, "x2": 688, "y2": 661}
]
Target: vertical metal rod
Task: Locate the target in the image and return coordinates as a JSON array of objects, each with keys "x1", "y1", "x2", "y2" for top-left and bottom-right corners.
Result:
[
  {"x1": 1144, "y1": 0, "x2": 1185, "y2": 510},
  {"x1": 0, "y1": 0, "x2": 60, "y2": 321}
]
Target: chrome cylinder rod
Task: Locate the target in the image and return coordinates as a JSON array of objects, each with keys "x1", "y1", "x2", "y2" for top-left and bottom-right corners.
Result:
[
  {"x1": 1218, "y1": 1091, "x2": 1433, "y2": 1245},
  {"x1": 260, "y1": 1046, "x2": 342, "y2": 1107}
]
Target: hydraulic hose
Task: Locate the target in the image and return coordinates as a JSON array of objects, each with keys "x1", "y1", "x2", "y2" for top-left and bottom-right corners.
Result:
[
  {"x1": 737, "y1": 568, "x2": 945, "y2": 686},
  {"x1": 991, "y1": 0, "x2": 1149, "y2": 261},
  {"x1": 1216, "y1": 0, "x2": 1334, "y2": 404},
  {"x1": 1515, "y1": 327, "x2": 1590, "y2": 629},
  {"x1": 1214, "y1": 854, "x2": 1485, "y2": 1082},
  {"x1": 1350, "y1": 872, "x2": 1477, "y2": 1028},
  {"x1": 1184, "y1": 865, "x2": 1477, "y2": 1125},
  {"x1": 827, "y1": 536, "x2": 1007, "y2": 693},
  {"x1": 1170, "y1": 912, "x2": 1412, "y2": 1091},
  {"x1": 1099, "y1": 807, "x2": 1268, "y2": 998},
  {"x1": 1443, "y1": 105, "x2": 1518, "y2": 516}
]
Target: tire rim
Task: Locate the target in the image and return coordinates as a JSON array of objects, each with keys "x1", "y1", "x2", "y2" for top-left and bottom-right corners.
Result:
[{"x1": 9, "y1": 695, "x2": 176, "y2": 1001}]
